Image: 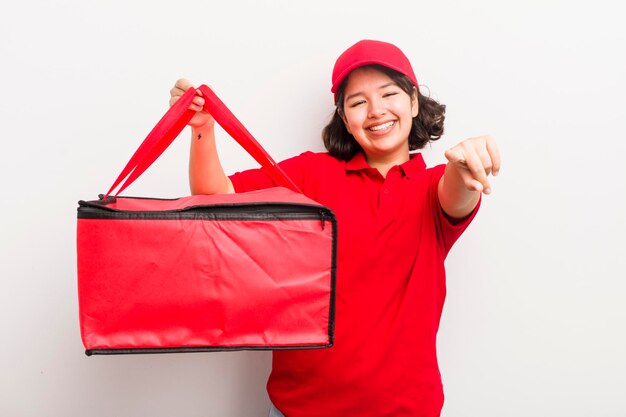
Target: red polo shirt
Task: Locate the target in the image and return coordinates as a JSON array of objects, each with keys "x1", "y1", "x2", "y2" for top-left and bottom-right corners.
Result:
[{"x1": 230, "y1": 151, "x2": 479, "y2": 417}]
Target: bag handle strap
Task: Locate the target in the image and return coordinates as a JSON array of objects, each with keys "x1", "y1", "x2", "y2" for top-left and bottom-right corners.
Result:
[
  {"x1": 106, "y1": 84, "x2": 301, "y2": 197},
  {"x1": 196, "y1": 85, "x2": 300, "y2": 194}
]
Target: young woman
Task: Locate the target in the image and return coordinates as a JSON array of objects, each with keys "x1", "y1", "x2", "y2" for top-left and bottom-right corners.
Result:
[{"x1": 170, "y1": 39, "x2": 500, "y2": 417}]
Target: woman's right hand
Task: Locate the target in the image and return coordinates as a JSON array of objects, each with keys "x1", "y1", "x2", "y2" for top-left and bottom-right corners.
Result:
[{"x1": 169, "y1": 78, "x2": 215, "y2": 129}]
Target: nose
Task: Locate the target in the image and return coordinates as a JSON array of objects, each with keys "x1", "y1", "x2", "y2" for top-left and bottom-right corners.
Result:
[{"x1": 367, "y1": 98, "x2": 386, "y2": 118}]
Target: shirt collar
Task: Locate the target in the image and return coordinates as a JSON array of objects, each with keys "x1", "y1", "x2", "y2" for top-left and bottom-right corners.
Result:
[
  {"x1": 344, "y1": 152, "x2": 371, "y2": 171},
  {"x1": 344, "y1": 152, "x2": 427, "y2": 179}
]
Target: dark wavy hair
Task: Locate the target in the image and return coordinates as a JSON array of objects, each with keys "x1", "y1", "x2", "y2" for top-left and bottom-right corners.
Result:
[{"x1": 322, "y1": 64, "x2": 446, "y2": 161}]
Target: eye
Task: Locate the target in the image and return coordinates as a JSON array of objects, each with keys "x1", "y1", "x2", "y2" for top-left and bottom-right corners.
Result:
[
  {"x1": 383, "y1": 92, "x2": 398, "y2": 98},
  {"x1": 349, "y1": 100, "x2": 366, "y2": 108}
]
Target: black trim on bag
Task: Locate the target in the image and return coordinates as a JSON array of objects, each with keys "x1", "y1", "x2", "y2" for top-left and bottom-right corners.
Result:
[
  {"x1": 77, "y1": 208, "x2": 331, "y2": 222},
  {"x1": 78, "y1": 199, "x2": 334, "y2": 220},
  {"x1": 328, "y1": 210, "x2": 338, "y2": 346},
  {"x1": 85, "y1": 342, "x2": 333, "y2": 356}
]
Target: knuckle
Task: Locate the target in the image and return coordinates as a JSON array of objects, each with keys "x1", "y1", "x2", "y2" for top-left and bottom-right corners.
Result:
[
  {"x1": 470, "y1": 165, "x2": 483, "y2": 175},
  {"x1": 175, "y1": 78, "x2": 190, "y2": 91}
]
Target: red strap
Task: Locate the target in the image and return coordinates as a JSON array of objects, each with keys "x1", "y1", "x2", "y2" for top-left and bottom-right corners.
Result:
[
  {"x1": 105, "y1": 88, "x2": 196, "y2": 197},
  {"x1": 197, "y1": 85, "x2": 300, "y2": 193},
  {"x1": 106, "y1": 84, "x2": 301, "y2": 197}
]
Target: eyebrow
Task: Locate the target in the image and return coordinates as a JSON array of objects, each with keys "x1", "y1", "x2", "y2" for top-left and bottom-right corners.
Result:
[{"x1": 345, "y1": 82, "x2": 397, "y2": 102}]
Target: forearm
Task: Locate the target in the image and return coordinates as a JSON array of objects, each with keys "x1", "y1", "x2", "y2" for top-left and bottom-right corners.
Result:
[
  {"x1": 189, "y1": 122, "x2": 234, "y2": 195},
  {"x1": 438, "y1": 162, "x2": 481, "y2": 218},
  {"x1": 439, "y1": 135, "x2": 499, "y2": 217}
]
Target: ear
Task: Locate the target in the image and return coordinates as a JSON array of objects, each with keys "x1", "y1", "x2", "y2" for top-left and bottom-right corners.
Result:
[{"x1": 411, "y1": 87, "x2": 419, "y2": 118}]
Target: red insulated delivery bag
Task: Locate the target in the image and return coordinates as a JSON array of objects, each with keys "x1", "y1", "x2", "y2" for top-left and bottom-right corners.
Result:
[{"x1": 77, "y1": 85, "x2": 337, "y2": 355}]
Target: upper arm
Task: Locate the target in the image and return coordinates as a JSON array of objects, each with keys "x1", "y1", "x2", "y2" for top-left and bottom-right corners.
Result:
[{"x1": 229, "y1": 152, "x2": 312, "y2": 193}]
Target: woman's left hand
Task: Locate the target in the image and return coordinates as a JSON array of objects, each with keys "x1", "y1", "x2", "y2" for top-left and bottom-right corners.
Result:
[{"x1": 444, "y1": 135, "x2": 501, "y2": 195}]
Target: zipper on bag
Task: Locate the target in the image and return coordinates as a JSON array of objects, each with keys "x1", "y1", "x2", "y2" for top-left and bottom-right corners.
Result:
[{"x1": 78, "y1": 200, "x2": 335, "y2": 228}]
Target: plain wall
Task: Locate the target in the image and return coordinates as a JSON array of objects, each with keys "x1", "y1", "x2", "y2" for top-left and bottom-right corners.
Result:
[{"x1": 1, "y1": 0, "x2": 625, "y2": 416}]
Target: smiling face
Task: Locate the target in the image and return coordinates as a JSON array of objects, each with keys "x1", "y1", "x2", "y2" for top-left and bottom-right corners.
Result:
[{"x1": 341, "y1": 67, "x2": 419, "y2": 167}]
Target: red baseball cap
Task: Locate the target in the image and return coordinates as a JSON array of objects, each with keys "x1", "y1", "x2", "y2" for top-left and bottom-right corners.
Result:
[{"x1": 331, "y1": 40, "x2": 419, "y2": 103}]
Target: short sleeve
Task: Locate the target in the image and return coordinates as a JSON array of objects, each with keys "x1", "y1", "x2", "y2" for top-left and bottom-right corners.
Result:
[
  {"x1": 429, "y1": 164, "x2": 481, "y2": 256},
  {"x1": 229, "y1": 151, "x2": 314, "y2": 193}
]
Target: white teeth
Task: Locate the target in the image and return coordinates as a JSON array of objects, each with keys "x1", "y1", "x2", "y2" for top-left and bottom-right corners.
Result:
[{"x1": 369, "y1": 121, "x2": 394, "y2": 131}]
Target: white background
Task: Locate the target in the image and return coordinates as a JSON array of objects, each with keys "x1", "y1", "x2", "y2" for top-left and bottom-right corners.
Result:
[{"x1": 1, "y1": 0, "x2": 625, "y2": 416}]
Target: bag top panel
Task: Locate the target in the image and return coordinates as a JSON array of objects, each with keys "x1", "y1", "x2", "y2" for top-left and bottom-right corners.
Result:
[{"x1": 81, "y1": 187, "x2": 326, "y2": 212}]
